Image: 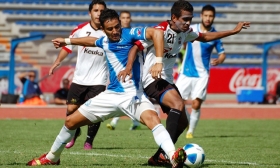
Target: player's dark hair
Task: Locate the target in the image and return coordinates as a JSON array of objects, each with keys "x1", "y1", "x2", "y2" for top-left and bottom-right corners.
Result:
[
  {"x1": 202, "y1": 4, "x2": 216, "y2": 17},
  {"x1": 171, "y1": 0, "x2": 193, "y2": 18},
  {"x1": 120, "y1": 10, "x2": 131, "y2": 16},
  {"x1": 99, "y1": 9, "x2": 120, "y2": 27},
  {"x1": 89, "y1": 0, "x2": 107, "y2": 12}
]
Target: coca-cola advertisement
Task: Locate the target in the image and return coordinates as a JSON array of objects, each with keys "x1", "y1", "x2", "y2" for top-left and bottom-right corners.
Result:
[{"x1": 208, "y1": 67, "x2": 280, "y2": 94}]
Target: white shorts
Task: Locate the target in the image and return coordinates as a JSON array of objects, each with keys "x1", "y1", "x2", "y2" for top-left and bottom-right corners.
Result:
[
  {"x1": 78, "y1": 90, "x2": 156, "y2": 123},
  {"x1": 176, "y1": 74, "x2": 209, "y2": 101}
]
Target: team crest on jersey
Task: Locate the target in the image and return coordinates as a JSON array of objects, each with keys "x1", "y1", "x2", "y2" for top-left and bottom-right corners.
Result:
[{"x1": 137, "y1": 28, "x2": 141, "y2": 37}]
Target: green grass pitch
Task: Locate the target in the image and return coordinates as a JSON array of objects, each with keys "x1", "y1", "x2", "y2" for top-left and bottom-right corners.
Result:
[{"x1": 0, "y1": 119, "x2": 280, "y2": 167}]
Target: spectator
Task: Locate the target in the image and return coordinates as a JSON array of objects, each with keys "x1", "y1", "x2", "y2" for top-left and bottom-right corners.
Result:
[
  {"x1": 18, "y1": 71, "x2": 46, "y2": 105},
  {"x1": 53, "y1": 79, "x2": 70, "y2": 105}
]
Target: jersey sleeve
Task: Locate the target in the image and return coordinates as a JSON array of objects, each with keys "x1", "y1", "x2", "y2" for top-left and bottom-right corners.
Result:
[
  {"x1": 215, "y1": 39, "x2": 225, "y2": 54},
  {"x1": 129, "y1": 27, "x2": 147, "y2": 41},
  {"x1": 134, "y1": 40, "x2": 153, "y2": 51},
  {"x1": 95, "y1": 37, "x2": 104, "y2": 49},
  {"x1": 62, "y1": 25, "x2": 82, "y2": 53},
  {"x1": 184, "y1": 31, "x2": 200, "y2": 42}
]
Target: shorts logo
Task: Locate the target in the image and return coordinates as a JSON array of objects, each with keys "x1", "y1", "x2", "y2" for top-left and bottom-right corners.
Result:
[
  {"x1": 70, "y1": 98, "x2": 77, "y2": 104},
  {"x1": 84, "y1": 99, "x2": 91, "y2": 106}
]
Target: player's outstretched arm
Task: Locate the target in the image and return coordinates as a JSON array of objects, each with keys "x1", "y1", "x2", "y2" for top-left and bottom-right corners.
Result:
[
  {"x1": 197, "y1": 22, "x2": 250, "y2": 42},
  {"x1": 52, "y1": 37, "x2": 97, "y2": 49},
  {"x1": 145, "y1": 27, "x2": 164, "y2": 79}
]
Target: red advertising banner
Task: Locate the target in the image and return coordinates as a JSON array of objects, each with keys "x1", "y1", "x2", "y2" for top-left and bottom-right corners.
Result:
[
  {"x1": 40, "y1": 66, "x2": 74, "y2": 93},
  {"x1": 208, "y1": 67, "x2": 280, "y2": 94}
]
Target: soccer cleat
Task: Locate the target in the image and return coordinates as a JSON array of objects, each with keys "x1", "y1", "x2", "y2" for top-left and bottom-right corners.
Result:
[
  {"x1": 186, "y1": 132, "x2": 193, "y2": 139},
  {"x1": 106, "y1": 123, "x2": 115, "y2": 130},
  {"x1": 148, "y1": 156, "x2": 169, "y2": 166},
  {"x1": 129, "y1": 124, "x2": 141, "y2": 130},
  {"x1": 147, "y1": 153, "x2": 170, "y2": 166},
  {"x1": 159, "y1": 153, "x2": 170, "y2": 164},
  {"x1": 170, "y1": 148, "x2": 187, "y2": 168},
  {"x1": 26, "y1": 153, "x2": 60, "y2": 166},
  {"x1": 65, "y1": 129, "x2": 81, "y2": 149},
  {"x1": 84, "y1": 142, "x2": 92, "y2": 150}
]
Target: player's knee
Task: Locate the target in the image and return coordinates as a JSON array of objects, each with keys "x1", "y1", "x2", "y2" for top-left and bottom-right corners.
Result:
[
  {"x1": 65, "y1": 117, "x2": 76, "y2": 130},
  {"x1": 192, "y1": 99, "x2": 202, "y2": 110},
  {"x1": 141, "y1": 110, "x2": 160, "y2": 129},
  {"x1": 171, "y1": 99, "x2": 185, "y2": 111}
]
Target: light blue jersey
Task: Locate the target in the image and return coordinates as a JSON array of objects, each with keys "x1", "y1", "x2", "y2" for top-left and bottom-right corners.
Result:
[
  {"x1": 95, "y1": 27, "x2": 147, "y2": 93},
  {"x1": 180, "y1": 24, "x2": 225, "y2": 78}
]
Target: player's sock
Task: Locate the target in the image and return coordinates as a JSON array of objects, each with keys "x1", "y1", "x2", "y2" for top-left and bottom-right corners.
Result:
[
  {"x1": 187, "y1": 109, "x2": 201, "y2": 133},
  {"x1": 152, "y1": 124, "x2": 175, "y2": 160},
  {"x1": 85, "y1": 122, "x2": 101, "y2": 144},
  {"x1": 46, "y1": 125, "x2": 76, "y2": 162},
  {"x1": 110, "y1": 117, "x2": 120, "y2": 126},
  {"x1": 73, "y1": 127, "x2": 81, "y2": 139},
  {"x1": 166, "y1": 108, "x2": 182, "y2": 143}
]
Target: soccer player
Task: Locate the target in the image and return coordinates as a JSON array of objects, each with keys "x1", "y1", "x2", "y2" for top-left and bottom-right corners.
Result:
[
  {"x1": 176, "y1": 4, "x2": 226, "y2": 139},
  {"x1": 48, "y1": 0, "x2": 108, "y2": 150},
  {"x1": 27, "y1": 9, "x2": 186, "y2": 168},
  {"x1": 126, "y1": 0, "x2": 250, "y2": 165},
  {"x1": 106, "y1": 10, "x2": 141, "y2": 131}
]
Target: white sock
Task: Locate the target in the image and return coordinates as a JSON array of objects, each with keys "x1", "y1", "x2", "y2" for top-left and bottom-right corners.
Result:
[
  {"x1": 110, "y1": 117, "x2": 120, "y2": 126},
  {"x1": 46, "y1": 125, "x2": 76, "y2": 162},
  {"x1": 132, "y1": 120, "x2": 140, "y2": 126},
  {"x1": 152, "y1": 124, "x2": 175, "y2": 159},
  {"x1": 187, "y1": 109, "x2": 201, "y2": 134}
]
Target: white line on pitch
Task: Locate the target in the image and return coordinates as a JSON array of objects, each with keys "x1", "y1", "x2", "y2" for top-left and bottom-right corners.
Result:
[
  {"x1": 0, "y1": 150, "x2": 260, "y2": 166},
  {"x1": 67, "y1": 151, "x2": 259, "y2": 165}
]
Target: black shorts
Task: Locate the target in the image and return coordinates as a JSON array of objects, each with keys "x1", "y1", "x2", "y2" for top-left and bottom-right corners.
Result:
[
  {"x1": 67, "y1": 83, "x2": 106, "y2": 105},
  {"x1": 144, "y1": 79, "x2": 182, "y2": 113}
]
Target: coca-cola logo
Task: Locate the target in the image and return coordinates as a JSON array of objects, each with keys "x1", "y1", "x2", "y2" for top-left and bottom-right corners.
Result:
[{"x1": 229, "y1": 68, "x2": 280, "y2": 93}]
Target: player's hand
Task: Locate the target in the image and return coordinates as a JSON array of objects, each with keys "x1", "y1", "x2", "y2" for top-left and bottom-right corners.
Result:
[
  {"x1": 52, "y1": 38, "x2": 66, "y2": 49},
  {"x1": 233, "y1": 22, "x2": 250, "y2": 33},
  {"x1": 118, "y1": 68, "x2": 132, "y2": 82},
  {"x1": 150, "y1": 63, "x2": 163, "y2": 79},
  {"x1": 210, "y1": 59, "x2": 221, "y2": 66},
  {"x1": 49, "y1": 62, "x2": 61, "y2": 75}
]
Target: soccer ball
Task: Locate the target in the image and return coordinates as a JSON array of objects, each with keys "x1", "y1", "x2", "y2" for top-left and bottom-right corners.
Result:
[{"x1": 183, "y1": 143, "x2": 205, "y2": 168}]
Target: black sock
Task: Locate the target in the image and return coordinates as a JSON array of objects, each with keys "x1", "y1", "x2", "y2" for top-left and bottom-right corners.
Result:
[
  {"x1": 74, "y1": 127, "x2": 81, "y2": 139},
  {"x1": 85, "y1": 122, "x2": 101, "y2": 144},
  {"x1": 166, "y1": 108, "x2": 182, "y2": 143}
]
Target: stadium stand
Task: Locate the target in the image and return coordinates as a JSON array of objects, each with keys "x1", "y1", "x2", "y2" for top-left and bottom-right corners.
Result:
[{"x1": 0, "y1": 0, "x2": 279, "y2": 67}]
